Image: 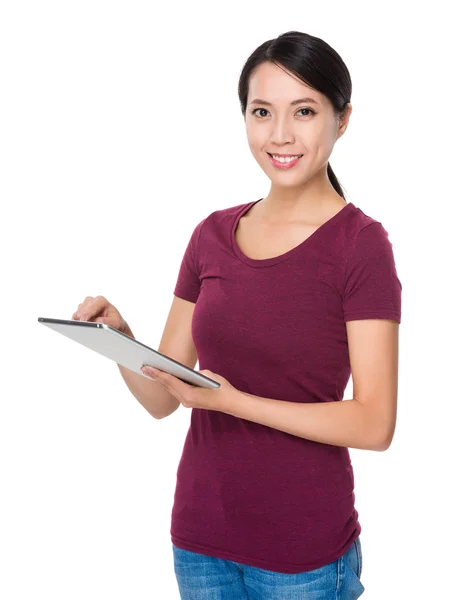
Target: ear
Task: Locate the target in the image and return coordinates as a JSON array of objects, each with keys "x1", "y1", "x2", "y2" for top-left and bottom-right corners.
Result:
[{"x1": 338, "y1": 102, "x2": 352, "y2": 138}]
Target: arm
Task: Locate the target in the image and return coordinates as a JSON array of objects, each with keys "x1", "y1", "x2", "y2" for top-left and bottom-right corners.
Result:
[
  {"x1": 117, "y1": 322, "x2": 181, "y2": 420},
  {"x1": 118, "y1": 297, "x2": 199, "y2": 420},
  {"x1": 223, "y1": 319, "x2": 399, "y2": 452},
  {"x1": 224, "y1": 394, "x2": 380, "y2": 450}
]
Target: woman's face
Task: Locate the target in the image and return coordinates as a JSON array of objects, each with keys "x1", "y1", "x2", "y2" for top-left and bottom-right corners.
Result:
[{"x1": 244, "y1": 61, "x2": 350, "y2": 188}]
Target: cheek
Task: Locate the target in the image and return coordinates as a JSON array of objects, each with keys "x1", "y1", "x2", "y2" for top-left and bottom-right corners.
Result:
[
  {"x1": 248, "y1": 143, "x2": 267, "y2": 167},
  {"x1": 319, "y1": 123, "x2": 338, "y2": 148},
  {"x1": 247, "y1": 136, "x2": 268, "y2": 164},
  {"x1": 246, "y1": 120, "x2": 265, "y2": 145},
  {"x1": 246, "y1": 135, "x2": 261, "y2": 156},
  {"x1": 303, "y1": 127, "x2": 335, "y2": 159}
]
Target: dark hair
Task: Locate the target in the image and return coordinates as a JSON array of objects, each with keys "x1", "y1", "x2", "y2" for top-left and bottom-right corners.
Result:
[{"x1": 238, "y1": 31, "x2": 352, "y2": 201}]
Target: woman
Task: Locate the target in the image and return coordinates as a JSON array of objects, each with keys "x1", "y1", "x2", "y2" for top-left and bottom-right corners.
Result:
[
  {"x1": 74, "y1": 30, "x2": 401, "y2": 599},
  {"x1": 166, "y1": 30, "x2": 401, "y2": 598}
]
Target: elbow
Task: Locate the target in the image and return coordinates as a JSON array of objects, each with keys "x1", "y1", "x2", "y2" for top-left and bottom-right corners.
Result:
[
  {"x1": 373, "y1": 439, "x2": 390, "y2": 452},
  {"x1": 153, "y1": 405, "x2": 180, "y2": 420},
  {"x1": 372, "y1": 427, "x2": 395, "y2": 452},
  {"x1": 365, "y1": 407, "x2": 396, "y2": 451},
  {"x1": 152, "y1": 410, "x2": 170, "y2": 420}
]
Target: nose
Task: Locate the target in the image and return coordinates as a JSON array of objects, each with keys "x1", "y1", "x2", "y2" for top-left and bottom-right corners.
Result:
[{"x1": 269, "y1": 116, "x2": 295, "y2": 146}]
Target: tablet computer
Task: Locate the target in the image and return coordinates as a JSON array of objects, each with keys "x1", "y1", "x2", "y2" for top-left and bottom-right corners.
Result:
[{"x1": 38, "y1": 317, "x2": 220, "y2": 389}]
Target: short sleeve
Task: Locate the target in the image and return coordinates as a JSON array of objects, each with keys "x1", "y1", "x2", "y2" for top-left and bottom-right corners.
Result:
[
  {"x1": 343, "y1": 222, "x2": 402, "y2": 323},
  {"x1": 173, "y1": 218, "x2": 205, "y2": 303}
]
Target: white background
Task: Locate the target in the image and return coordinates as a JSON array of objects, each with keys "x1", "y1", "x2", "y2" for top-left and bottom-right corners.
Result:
[{"x1": 1, "y1": 1, "x2": 447, "y2": 598}]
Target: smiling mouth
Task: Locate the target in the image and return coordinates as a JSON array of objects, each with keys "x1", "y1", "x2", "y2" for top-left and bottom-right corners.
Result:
[
  {"x1": 267, "y1": 153, "x2": 303, "y2": 157},
  {"x1": 267, "y1": 153, "x2": 304, "y2": 167}
]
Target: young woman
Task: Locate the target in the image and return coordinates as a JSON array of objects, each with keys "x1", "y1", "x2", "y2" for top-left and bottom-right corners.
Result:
[
  {"x1": 166, "y1": 30, "x2": 401, "y2": 599},
  {"x1": 74, "y1": 30, "x2": 401, "y2": 599}
]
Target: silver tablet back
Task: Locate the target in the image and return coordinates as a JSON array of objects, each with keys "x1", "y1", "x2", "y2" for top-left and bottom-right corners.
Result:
[{"x1": 38, "y1": 317, "x2": 220, "y2": 389}]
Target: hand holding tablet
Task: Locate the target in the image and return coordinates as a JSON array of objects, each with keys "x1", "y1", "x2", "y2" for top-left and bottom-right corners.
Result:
[{"x1": 38, "y1": 296, "x2": 220, "y2": 389}]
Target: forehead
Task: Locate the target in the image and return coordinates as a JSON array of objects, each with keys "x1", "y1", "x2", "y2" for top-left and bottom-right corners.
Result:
[{"x1": 247, "y1": 61, "x2": 325, "y2": 106}]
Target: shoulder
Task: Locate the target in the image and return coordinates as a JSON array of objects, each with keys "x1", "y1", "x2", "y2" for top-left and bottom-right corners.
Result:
[
  {"x1": 346, "y1": 202, "x2": 381, "y2": 232},
  {"x1": 342, "y1": 204, "x2": 401, "y2": 297},
  {"x1": 205, "y1": 200, "x2": 254, "y2": 223},
  {"x1": 193, "y1": 200, "x2": 256, "y2": 237},
  {"x1": 345, "y1": 203, "x2": 395, "y2": 252}
]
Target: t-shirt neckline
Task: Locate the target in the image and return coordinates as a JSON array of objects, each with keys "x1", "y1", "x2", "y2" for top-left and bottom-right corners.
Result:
[{"x1": 231, "y1": 198, "x2": 355, "y2": 268}]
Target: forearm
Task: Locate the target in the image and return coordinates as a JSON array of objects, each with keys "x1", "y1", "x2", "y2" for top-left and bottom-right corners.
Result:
[
  {"x1": 117, "y1": 323, "x2": 180, "y2": 419},
  {"x1": 223, "y1": 392, "x2": 386, "y2": 451}
]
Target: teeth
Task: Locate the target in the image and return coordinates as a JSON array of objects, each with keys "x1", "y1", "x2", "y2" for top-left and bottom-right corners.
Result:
[{"x1": 271, "y1": 154, "x2": 301, "y2": 163}]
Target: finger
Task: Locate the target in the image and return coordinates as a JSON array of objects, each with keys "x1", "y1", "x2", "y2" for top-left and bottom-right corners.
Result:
[
  {"x1": 143, "y1": 369, "x2": 182, "y2": 397},
  {"x1": 74, "y1": 298, "x2": 92, "y2": 319},
  {"x1": 142, "y1": 367, "x2": 167, "y2": 384},
  {"x1": 80, "y1": 297, "x2": 94, "y2": 314},
  {"x1": 78, "y1": 296, "x2": 106, "y2": 321}
]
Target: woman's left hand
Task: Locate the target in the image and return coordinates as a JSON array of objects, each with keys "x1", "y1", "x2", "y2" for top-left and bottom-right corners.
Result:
[{"x1": 140, "y1": 366, "x2": 238, "y2": 412}]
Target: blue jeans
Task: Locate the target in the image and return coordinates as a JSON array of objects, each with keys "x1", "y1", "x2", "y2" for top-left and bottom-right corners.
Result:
[{"x1": 172, "y1": 537, "x2": 364, "y2": 599}]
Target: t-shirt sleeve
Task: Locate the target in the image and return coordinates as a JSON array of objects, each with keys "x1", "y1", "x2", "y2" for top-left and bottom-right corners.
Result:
[
  {"x1": 173, "y1": 218, "x2": 205, "y2": 304},
  {"x1": 343, "y1": 221, "x2": 402, "y2": 323}
]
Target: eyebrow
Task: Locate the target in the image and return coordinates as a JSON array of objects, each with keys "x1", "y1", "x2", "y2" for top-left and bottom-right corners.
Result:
[{"x1": 249, "y1": 97, "x2": 319, "y2": 106}]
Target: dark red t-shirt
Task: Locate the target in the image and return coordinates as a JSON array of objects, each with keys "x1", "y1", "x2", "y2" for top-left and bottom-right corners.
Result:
[{"x1": 170, "y1": 198, "x2": 402, "y2": 574}]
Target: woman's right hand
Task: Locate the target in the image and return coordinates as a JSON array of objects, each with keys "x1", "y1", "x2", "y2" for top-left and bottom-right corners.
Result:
[{"x1": 72, "y1": 295, "x2": 128, "y2": 333}]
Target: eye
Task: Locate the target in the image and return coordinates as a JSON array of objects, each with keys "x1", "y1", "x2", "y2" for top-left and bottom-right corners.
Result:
[
  {"x1": 251, "y1": 108, "x2": 270, "y2": 118},
  {"x1": 297, "y1": 108, "x2": 315, "y2": 117},
  {"x1": 251, "y1": 107, "x2": 316, "y2": 118}
]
